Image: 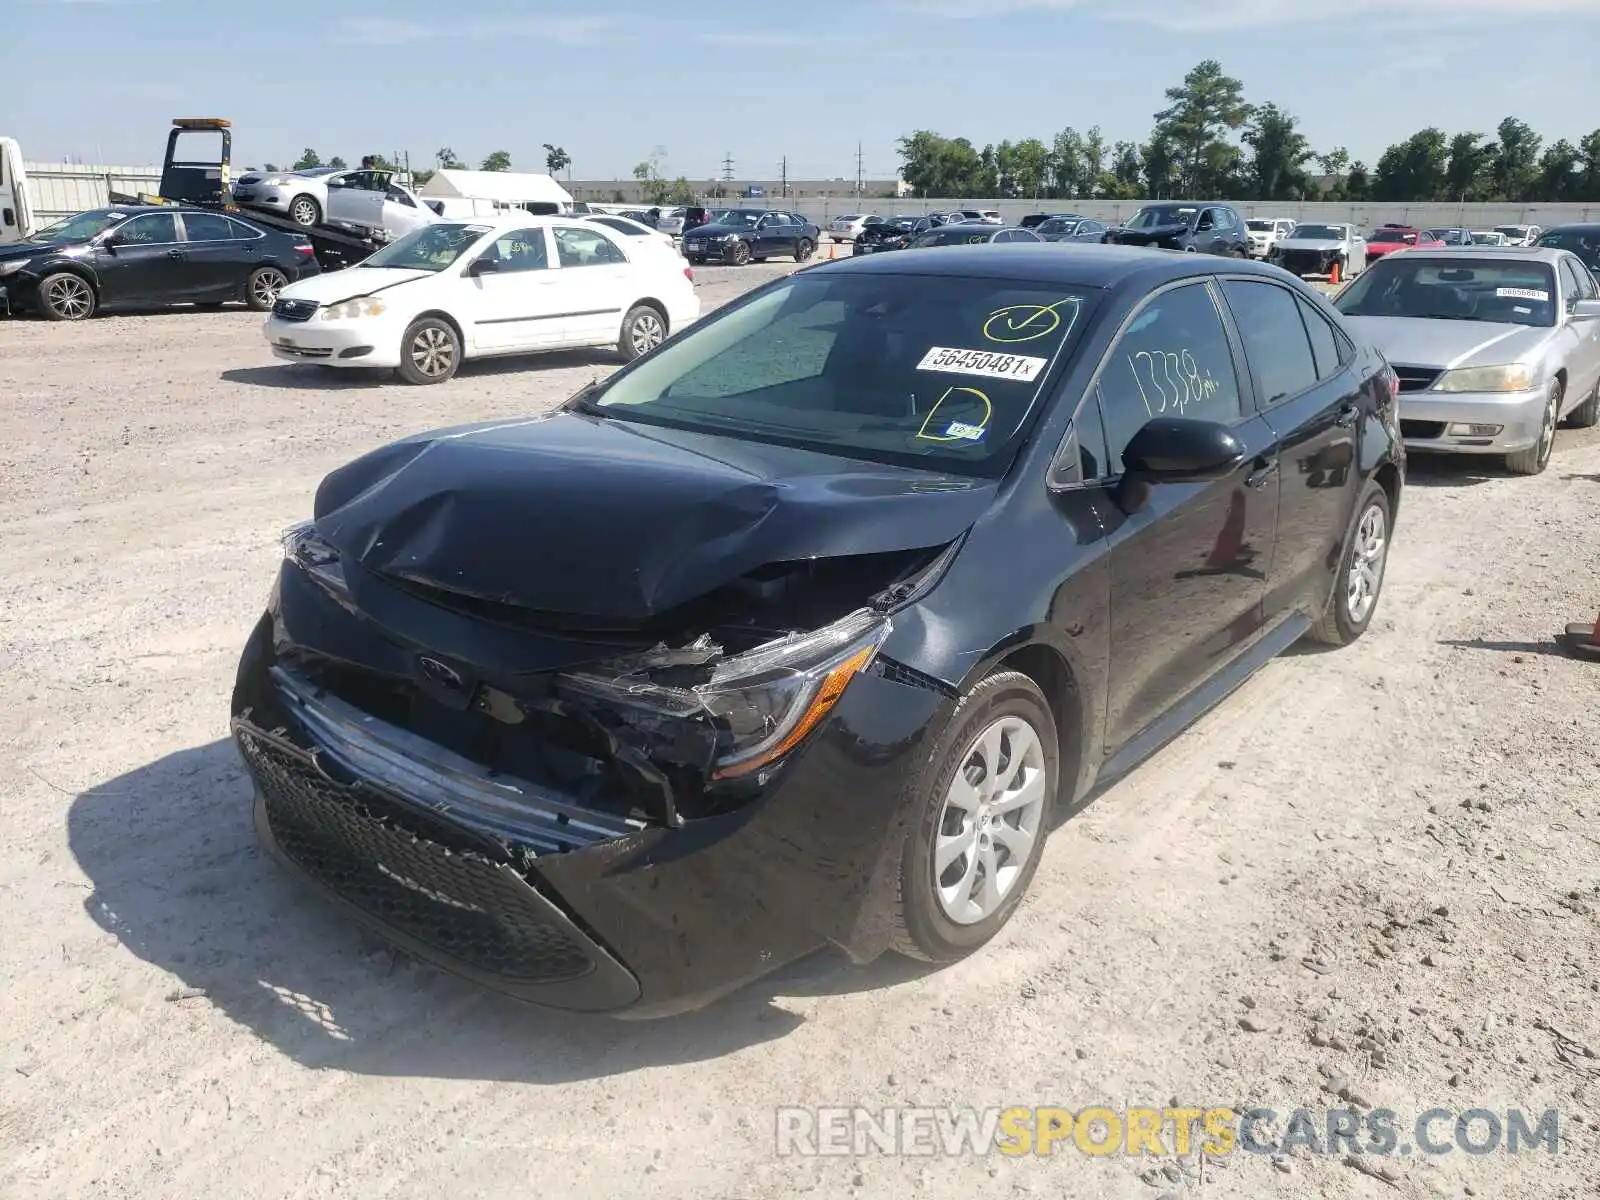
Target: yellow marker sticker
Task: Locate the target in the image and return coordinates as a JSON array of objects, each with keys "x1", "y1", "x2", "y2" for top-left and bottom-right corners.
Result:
[
  {"x1": 983, "y1": 298, "x2": 1079, "y2": 344},
  {"x1": 916, "y1": 386, "x2": 992, "y2": 442}
]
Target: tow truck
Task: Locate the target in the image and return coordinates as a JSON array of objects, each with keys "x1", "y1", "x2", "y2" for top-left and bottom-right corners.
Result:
[{"x1": 118, "y1": 119, "x2": 388, "y2": 270}]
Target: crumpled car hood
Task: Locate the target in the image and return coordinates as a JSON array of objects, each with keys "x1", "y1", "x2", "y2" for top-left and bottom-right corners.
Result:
[{"x1": 313, "y1": 411, "x2": 998, "y2": 622}]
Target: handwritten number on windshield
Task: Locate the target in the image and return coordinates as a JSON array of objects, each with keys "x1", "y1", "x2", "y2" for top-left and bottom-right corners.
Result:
[{"x1": 983, "y1": 298, "x2": 1079, "y2": 344}]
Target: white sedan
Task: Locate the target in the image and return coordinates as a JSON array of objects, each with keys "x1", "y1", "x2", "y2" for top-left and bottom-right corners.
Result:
[
  {"x1": 232, "y1": 167, "x2": 437, "y2": 240},
  {"x1": 262, "y1": 216, "x2": 701, "y2": 384}
]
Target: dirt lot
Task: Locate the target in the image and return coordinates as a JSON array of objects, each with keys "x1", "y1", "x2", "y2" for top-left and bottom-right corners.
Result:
[{"x1": 2, "y1": 261, "x2": 1598, "y2": 1200}]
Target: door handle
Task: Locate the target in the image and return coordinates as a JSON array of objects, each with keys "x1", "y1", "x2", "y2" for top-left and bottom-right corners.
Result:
[
  {"x1": 167, "y1": 248, "x2": 185, "y2": 259},
  {"x1": 1245, "y1": 456, "x2": 1279, "y2": 489},
  {"x1": 1334, "y1": 403, "x2": 1359, "y2": 428}
]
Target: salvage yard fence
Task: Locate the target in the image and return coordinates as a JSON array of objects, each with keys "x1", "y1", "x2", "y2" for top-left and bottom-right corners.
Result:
[{"x1": 23, "y1": 162, "x2": 162, "y2": 224}]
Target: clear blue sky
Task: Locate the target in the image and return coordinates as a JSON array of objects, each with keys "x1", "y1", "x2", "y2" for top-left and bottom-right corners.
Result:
[{"x1": 11, "y1": 0, "x2": 1599, "y2": 179}]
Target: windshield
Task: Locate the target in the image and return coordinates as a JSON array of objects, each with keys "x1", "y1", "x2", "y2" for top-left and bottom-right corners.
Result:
[
  {"x1": 1535, "y1": 229, "x2": 1600, "y2": 266},
  {"x1": 581, "y1": 273, "x2": 1095, "y2": 476},
  {"x1": 1288, "y1": 224, "x2": 1344, "y2": 240},
  {"x1": 1333, "y1": 258, "x2": 1558, "y2": 328},
  {"x1": 709, "y1": 210, "x2": 761, "y2": 227},
  {"x1": 358, "y1": 222, "x2": 489, "y2": 271},
  {"x1": 1470, "y1": 232, "x2": 1503, "y2": 244},
  {"x1": 913, "y1": 227, "x2": 996, "y2": 247},
  {"x1": 1371, "y1": 229, "x2": 1415, "y2": 244},
  {"x1": 1127, "y1": 206, "x2": 1196, "y2": 229},
  {"x1": 1246, "y1": 220, "x2": 1274, "y2": 231},
  {"x1": 1494, "y1": 226, "x2": 1526, "y2": 238},
  {"x1": 29, "y1": 209, "x2": 128, "y2": 245},
  {"x1": 1037, "y1": 218, "x2": 1080, "y2": 235}
]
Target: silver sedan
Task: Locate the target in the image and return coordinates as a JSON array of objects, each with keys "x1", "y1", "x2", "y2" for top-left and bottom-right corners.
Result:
[{"x1": 1334, "y1": 246, "x2": 1600, "y2": 475}]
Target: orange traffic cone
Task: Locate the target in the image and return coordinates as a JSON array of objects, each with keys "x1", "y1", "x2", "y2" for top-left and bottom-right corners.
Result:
[
  {"x1": 1328, "y1": 259, "x2": 1342, "y2": 285},
  {"x1": 1557, "y1": 609, "x2": 1600, "y2": 660}
]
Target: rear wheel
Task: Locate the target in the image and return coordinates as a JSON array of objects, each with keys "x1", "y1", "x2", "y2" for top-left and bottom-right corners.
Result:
[
  {"x1": 396, "y1": 317, "x2": 460, "y2": 385},
  {"x1": 245, "y1": 267, "x2": 288, "y2": 312},
  {"x1": 288, "y1": 195, "x2": 322, "y2": 227},
  {"x1": 37, "y1": 272, "x2": 96, "y2": 321},
  {"x1": 1505, "y1": 378, "x2": 1562, "y2": 475},
  {"x1": 1308, "y1": 481, "x2": 1391, "y2": 647},
  {"x1": 618, "y1": 303, "x2": 666, "y2": 360},
  {"x1": 891, "y1": 670, "x2": 1058, "y2": 963}
]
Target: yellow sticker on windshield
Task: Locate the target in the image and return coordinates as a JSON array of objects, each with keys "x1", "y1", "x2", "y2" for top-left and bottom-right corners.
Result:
[
  {"x1": 916, "y1": 386, "x2": 992, "y2": 442},
  {"x1": 983, "y1": 298, "x2": 1079, "y2": 344}
]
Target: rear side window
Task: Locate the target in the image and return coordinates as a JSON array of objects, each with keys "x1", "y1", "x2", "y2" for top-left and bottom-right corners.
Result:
[
  {"x1": 1220, "y1": 280, "x2": 1318, "y2": 404},
  {"x1": 1296, "y1": 295, "x2": 1347, "y2": 380},
  {"x1": 1098, "y1": 281, "x2": 1243, "y2": 472},
  {"x1": 182, "y1": 212, "x2": 241, "y2": 241}
]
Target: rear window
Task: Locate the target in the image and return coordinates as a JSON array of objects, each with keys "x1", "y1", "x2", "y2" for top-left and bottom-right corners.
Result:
[
  {"x1": 1290, "y1": 225, "x2": 1344, "y2": 240},
  {"x1": 585, "y1": 272, "x2": 1099, "y2": 476},
  {"x1": 1334, "y1": 258, "x2": 1558, "y2": 328}
]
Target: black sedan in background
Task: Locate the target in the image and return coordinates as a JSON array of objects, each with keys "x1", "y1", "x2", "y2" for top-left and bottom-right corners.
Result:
[
  {"x1": 1535, "y1": 224, "x2": 1600, "y2": 274},
  {"x1": 909, "y1": 224, "x2": 1042, "y2": 248},
  {"x1": 231, "y1": 243, "x2": 1403, "y2": 1017},
  {"x1": 852, "y1": 215, "x2": 933, "y2": 255},
  {"x1": 1034, "y1": 216, "x2": 1109, "y2": 243},
  {"x1": 0, "y1": 206, "x2": 319, "y2": 320},
  {"x1": 1102, "y1": 202, "x2": 1252, "y2": 256},
  {"x1": 681, "y1": 209, "x2": 821, "y2": 265}
]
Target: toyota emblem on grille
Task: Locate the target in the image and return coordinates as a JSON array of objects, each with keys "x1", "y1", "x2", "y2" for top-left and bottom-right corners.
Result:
[{"x1": 418, "y1": 656, "x2": 463, "y2": 691}]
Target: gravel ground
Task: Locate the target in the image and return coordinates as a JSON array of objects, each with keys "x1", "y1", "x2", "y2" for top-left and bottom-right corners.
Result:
[{"x1": 2, "y1": 261, "x2": 1598, "y2": 1200}]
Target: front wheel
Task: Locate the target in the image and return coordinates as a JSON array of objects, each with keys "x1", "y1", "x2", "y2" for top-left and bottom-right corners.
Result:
[
  {"x1": 1565, "y1": 376, "x2": 1599, "y2": 429},
  {"x1": 396, "y1": 316, "x2": 460, "y2": 385},
  {"x1": 1307, "y1": 480, "x2": 1392, "y2": 647},
  {"x1": 795, "y1": 238, "x2": 814, "y2": 262},
  {"x1": 891, "y1": 670, "x2": 1058, "y2": 963},
  {"x1": 618, "y1": 303, "x2": 666, "y2": 360},
  {"x1": 1504, "y1": 378, "x2": 1562, "y2": 475},
  {"x1": 37, "y1": 272, "x2": 97, "y2": 321},
  {"x1": 727, "y1": 239, "x2": 751, "y2": 266},
  {"x1": 245, "y1": 267, "x2": 288, "y2": 311}
]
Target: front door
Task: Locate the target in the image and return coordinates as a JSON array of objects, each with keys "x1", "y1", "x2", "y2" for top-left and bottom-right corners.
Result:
[
  {"x1": 550, "y1": 224, "x2": 632, "y2": 345},
  {"x1": 93, "y1": 211, "x2": 187, "y2": 305},
  {"x1": 459, "y1": 226, "x2": 565, "y2": 352},
  {"x1": 1096, "y1": 278, "x2": 1281, "y2": 753},
  {"x1": 1558, "y1": 256, "x2": 1600, "y2": 404},
  {"x1": 176, "y1": 211, "x2": 260, "y2": 301},
  {"x1": 1218, "y1": 277, "x2": 1365, "y2": 623},
  {"x1": 325, "y1": 171, "x2": 385, "y2": 231}
]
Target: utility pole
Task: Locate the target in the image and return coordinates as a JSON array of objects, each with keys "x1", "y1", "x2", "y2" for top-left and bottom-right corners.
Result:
[
  {"x1": 780, "y1": 155, "x2": 788, "y2": 198},
  {"x1": 856, "y1": 142, "x2": 864, "y2": 199}
]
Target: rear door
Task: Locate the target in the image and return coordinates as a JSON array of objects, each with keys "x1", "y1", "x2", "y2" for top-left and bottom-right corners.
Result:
[
  {"x1": 177, "y1": 211, "x2": 262, "y2": 300},
  {"x1": 1096, "y1": 278, "x2": 1281, "y2": 752},
  {"x1": 94, "y1": 211, "x2": 186, "y2": 305},
  {"x1": 1218, "y1": 277, "x2": 1365, "y2": 624},
  {"x1": 550, "y1": 223, "x2": 632, "y2": 345}
]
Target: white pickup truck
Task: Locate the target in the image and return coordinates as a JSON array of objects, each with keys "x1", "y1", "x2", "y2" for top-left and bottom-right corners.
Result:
[{"x1": 1246, "y1": 216, "x2": 1296, "y2": 259}]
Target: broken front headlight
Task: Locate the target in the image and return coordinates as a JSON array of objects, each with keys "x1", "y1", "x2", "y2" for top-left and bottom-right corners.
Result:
[
  {"x1": 282, "y1": 520, "x2": 348, "y2": 597},
  {"x1": 557, "y1": 607, "x2": 893, "y2": 782}
]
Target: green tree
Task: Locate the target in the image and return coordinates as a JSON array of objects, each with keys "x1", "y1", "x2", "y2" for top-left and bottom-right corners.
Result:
[
  {"x1": 1345, "y1": 161, "x2": 1371, "y2": 201},
  {"x1": 1371, "y1": 129, "x2": 1448, "y2": 201},
  {"x1": 897, "y1": 131, "x2": 985, "y2": 198},
  {"x1": 1152, "y1": 59, "x2": 1252, "y2": 195},
  {"x1": 1243, "y1": 103, "x2": 1313, "y2": 200},
  {"x1": 1443, "y1": 133, "x2": 1491, "y2": 201},
  {"x1": 411, "y1": 169, "x2": 434, "y2": 188},
  {"x1": 1537, "y1": 139, "x2": 1580, "y2": 202},
  {"x1": 1011, "y1": 138, "x2": 1052, "y2": 199},
  {"x1": 1080, "y1": 126, "x2": 1106, "y2": 197},
  {"x1": 327, "y1": 156, "x2": 347, "y2": 170},
  {"x1": 1049, "y1": 127, "x2": 1084, "y2": 198},
  {"x1": 435, "y1": 147, "x2": 462, "y2": 169},
  {"x1": 1490, "y1": 117, "x2": 1542, "y2": 201},
  {"x1": 1315, "y1": 147, "x2": 1350, "y2": 199},
  {"x1": 633, "y1": 159, "x2": 670, "y2": 205},
  {"x1": 1107, "y1": 142, "x2": 1144, "y2": 199},
  {"x1": 481, "y1": 149, "x2": 512, "y2": 172},
  {"x1": 292, "y1": 148, "x2": 321, "y2": 170},
  {"x1": 667, "y1": 176, "x2": 695, "y2": 205},
  {"x1": 1141, "y1": 131, "x2": 1179, "y2": 198},
  {"x1": 543, "y1": 143, "x2": 571, "y2": 176},
  {"x1": 1579, "y1": 129, "x2": 1600, "y2": 202}
]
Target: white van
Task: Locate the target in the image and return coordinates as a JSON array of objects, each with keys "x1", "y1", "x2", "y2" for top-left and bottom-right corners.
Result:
[{"x1": 0, "y1": 138, "x2": 38, "y2": 244}]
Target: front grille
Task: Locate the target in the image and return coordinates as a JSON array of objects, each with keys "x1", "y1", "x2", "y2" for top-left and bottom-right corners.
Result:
[
  {"x1": 1400, "y1": 420, "x2": 1446, "y2": 440},
  {"x1": 1394, "y1": 366, "x2": 1442, "y2": 392},
  {"x1": 1278, "y1": 249, "x2": 1329, "y2": 274},
  {"x1": 236, "y1": 722, "x2": 596, "y2": 984},
  {"x1": 273, "y1": 297, "x2": 317, "y2": 322}
]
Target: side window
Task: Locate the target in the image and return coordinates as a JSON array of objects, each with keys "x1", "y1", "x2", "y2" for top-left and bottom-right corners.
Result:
[
  {"x1": 181, "y1": 212, "x2": 240, "y2": 242},
  {"x1": 480, "y1": 228, "x2": 549, "y2": 273},
  {"x1": 553, "y1": 226, "x2": 626, "y2": 267},
  {"x1": 1098, "y1": 282, "x2": 1244, "y2": 472},
  {"x1": 1195, "y1": 208, "x2": 1216, "y2": 231},
  {"x1": 1559, "y1": 257, "x2": 1597, "y2": 304},
  {"x1": 386, "y1": 186, "x2": 416, "y2": 208},
  {"x1": 1220, "y1": 280, "x2": 1319, "y2": 404},
  {"x1": 1296, "y1": 295, "x2": 1348, "y2": 381},
  {"x1": 116, "y1": 213, "x2": 179, "y2": 244},
  {"x1": 1075, "y1": 392, "x2": 1109, "y2": 480}
]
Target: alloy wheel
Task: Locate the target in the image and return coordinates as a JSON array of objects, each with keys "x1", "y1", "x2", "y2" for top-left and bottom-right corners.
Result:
[
  {"x1": 1536, "y1": 382, "x2": 1560, "y2": 467},
  {"x1": 1345, "y1": 503, "x2": 1388, "y2": 625},
  {"x1": 629, "y1": 311, "x2": 665, "y2": 356},
  {"x1": 44, "y1": 275, "x2": 93, "y2": 319},
  {"x1": 410, "y1": 325, "x2": 456, "y2": 379},
  {"x1": 290, "y1": 197, "x2": 319, "y2": 226},
  {"x1": 252, "y1": 269, "x2": 287, "y2": 307},
  {"x1": 934, "y1": 715, "x2": 1048, "y2": 925}
]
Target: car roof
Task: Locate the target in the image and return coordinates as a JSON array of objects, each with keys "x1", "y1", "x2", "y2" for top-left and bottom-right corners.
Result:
[
  {"x1": 1539, "y1": 222, "x2": 1600, "y2": 234},
  {"x1": 1381, "y1": 245, "x2": 1569, "y2": 265},
  {"x1": 809, "y1": 242, "x2": 1293, "y2": 289}
]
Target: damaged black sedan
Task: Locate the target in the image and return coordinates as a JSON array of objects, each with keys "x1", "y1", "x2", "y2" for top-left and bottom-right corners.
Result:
[{"x1": 232, "y1": 245, "x2": 1405, "y2": 1017}]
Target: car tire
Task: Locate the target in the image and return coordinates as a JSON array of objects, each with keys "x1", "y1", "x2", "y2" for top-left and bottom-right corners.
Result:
[
  {"x1": 687, "y1": 255, "x2": 705, "y2": 265},
  {"x1": 288, "y1": 195, "x2": 322, "y2": 228},
  {"x1": 1565, "y1": 377, "x2": 1599, "y2": 428},
  {"x1": 890, "y1": 669, "x2": 1059, "y2": 964},
  {"x1": 1307, "y1": 480, "x2": 1392, "y2": 647},
  {"x1": 36, "y1": 271, "x2": 97, "y2": 321},
  {"x1": 728, "y1": 240, "x2": 750, "y2": 266},
  {"x1": 395, "y1": 316, "x2": 461, "y2": 385},
  {"x1": 618, "y1": 303, "x2": 666, "y2": 361},
  {"x1": 795, "y1": 238, "x2": 814, "y2": 262},
  {"x1": 1504, "y1": 378, "x2": 1563, "y2": 475},
  {"x1": 245, "y1": 267, "x2": 288, "y2": 312}
]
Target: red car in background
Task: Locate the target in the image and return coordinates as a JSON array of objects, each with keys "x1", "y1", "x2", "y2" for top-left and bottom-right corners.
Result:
[{"x1": 1365, "y1": 224, "x2": 1444, "y2": 266}]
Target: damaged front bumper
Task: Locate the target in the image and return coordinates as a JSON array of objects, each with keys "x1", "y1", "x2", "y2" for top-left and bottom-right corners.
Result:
[{"x1": 231, "y1": 565, "x2": 955, "y2": 1017}]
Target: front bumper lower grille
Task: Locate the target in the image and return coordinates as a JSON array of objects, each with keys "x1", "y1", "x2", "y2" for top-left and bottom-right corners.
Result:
[
  {"x1": 272, "y1": 297, "x2": 317, "y2": 322},
  {"x1": 236, "y1": 720, "x2": 596, "y2": 985}
]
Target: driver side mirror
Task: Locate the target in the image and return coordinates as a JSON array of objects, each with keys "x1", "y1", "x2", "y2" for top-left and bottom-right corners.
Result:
[
  {"x1": 99, "y1": 232, "x2": 122, "y2": 250},
  {"x1": 1571, "y1": 299, "x2": 1600, "y2": 320},
  {"x1": 467, "y1": 257, "x2": 499, "y2": 276}
]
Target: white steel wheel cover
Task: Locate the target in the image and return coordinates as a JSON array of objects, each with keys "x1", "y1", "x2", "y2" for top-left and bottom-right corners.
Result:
[
  {"x1": 410, "y1": 325, "x2": 456, "y2": 378},
  {"x1": 629, "y1": 310, "x2": 664, "y2": 355},
  {"x1": 934, "y1": 715, "x2": 1048, "y2": 925},
  {"x1": 1346, "y1": 502, "x2": 1387, "y2": 624}
]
